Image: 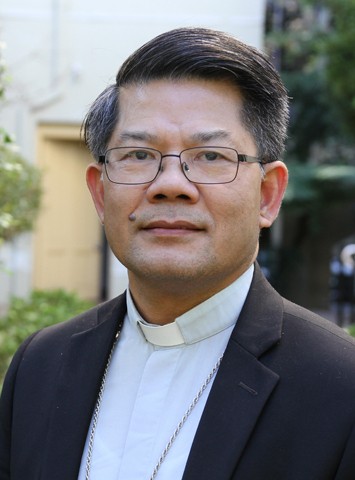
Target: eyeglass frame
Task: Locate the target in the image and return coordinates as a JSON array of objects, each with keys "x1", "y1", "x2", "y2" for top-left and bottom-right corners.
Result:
[{"x1": 98, "y1": 146, "x2": 268, "y2": 185}]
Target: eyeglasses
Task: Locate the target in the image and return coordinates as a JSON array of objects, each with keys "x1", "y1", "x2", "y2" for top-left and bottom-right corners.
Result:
[{"x1": 98, "y1": 146, "x2": 266, "y2": 185}]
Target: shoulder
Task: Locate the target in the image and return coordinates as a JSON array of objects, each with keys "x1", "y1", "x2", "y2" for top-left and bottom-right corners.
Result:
[
  {"x1": 246, "y1": 264, "x2": 355, "y2": 382},
  {"x1": 265, "y1": 298, "x2": 355, "y2": 392},
  {"x1": 282, "y1": 298, "x2": 355, "y2": 352},
  {"x1": 252, "y1": 263, "x2": 355, "y2": 356}
]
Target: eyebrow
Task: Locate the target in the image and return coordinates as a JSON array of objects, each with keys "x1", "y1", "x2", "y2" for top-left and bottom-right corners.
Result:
[
  {"x1": 116, "y1": 131, "x2": 159, "y2": 143},
  {"x1": 115, "y1": 129, "x2": 233, "y2": 145},
  {"x1": 189, "y1": 130, "x2": 233, "y2": 143}
]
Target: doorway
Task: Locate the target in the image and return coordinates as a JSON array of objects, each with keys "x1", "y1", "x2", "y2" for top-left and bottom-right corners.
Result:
[{"x1": 33, "y1": 124, "x2": 102, "y2": 302}]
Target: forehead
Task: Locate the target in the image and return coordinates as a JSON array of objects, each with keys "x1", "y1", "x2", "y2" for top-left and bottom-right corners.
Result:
[{"x1": 108, "y1": 79, "x2": 256, "y2": 154}]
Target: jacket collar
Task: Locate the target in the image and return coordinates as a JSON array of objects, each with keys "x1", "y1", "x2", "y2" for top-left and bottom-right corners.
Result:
[{"x1": 231, "y1": 262, "x2": 284, "y2": 357}]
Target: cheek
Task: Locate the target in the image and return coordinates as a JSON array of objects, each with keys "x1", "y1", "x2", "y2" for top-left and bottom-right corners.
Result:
[
  {"x1": 208, "y1": 188, "x2": 261, "y2": 241},
  {"x1": 102, "y1": 188, "x2": 133, "y2": 244},
  {"x1": 104, "y1": 184, "x2": 143, "y2": 218},
  {"x1": 211, "y1": 189, "x2": 254, "y2": 221},
  {"x1": 104, "y1": 190, "x2": 123, "y2": 224}
]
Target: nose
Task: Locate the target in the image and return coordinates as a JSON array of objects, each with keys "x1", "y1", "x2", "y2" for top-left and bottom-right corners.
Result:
[{"x1": 146, "y1": 154, "x2": 199, "y2": 203}]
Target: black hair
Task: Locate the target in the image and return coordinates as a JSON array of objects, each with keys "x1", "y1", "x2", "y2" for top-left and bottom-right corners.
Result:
[{"x1": 83, "y1": 27, "x2": 288, "y2": 162}]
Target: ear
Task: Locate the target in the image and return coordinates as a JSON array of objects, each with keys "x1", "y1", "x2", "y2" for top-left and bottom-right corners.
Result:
[
  {"x1": 86, "y1": 163, "x2": 105, "y2": 224},
  {"x1": 259, "y1": 161, "x2": 288, "y2": 229}
]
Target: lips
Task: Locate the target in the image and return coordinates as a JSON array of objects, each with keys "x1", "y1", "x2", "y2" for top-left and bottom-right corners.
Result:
[
  {"x1": 143, "y1": 220, "x2": 202, "y2": 230},
  {"x1": 141, "y1": 219, "x2": 204, "y2": 236}
]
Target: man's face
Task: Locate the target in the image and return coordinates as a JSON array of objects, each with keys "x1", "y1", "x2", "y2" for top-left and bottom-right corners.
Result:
[{"x1": 87, "y1": 79, "x2": 286, "y2": 296}]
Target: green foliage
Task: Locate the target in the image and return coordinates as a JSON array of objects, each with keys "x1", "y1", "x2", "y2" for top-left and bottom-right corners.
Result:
[
  {"x1": 0, "y1": 290, "x2": 95, "y2": 385},
  {"x1": 283, "y1": 71, "x2": 340, "y2": 161},
  {"x1": 285, "y1": 163, "x2": 355, "y2": 209},
  {"x1": 322, "y1": 0, "x2": 355, "y2": 134},
  {"x1": 267, "y1": 0, "x2": 355, "y2": 154},
  {"x1": 0, "y1": 40, "x2": 42, "y2": 244},
  {"x1": 266, "y1": 0, "x2": 355, "y2": 216},
  {"x1": 0, "y1": 144, "x2": 42, "y2": 243}
]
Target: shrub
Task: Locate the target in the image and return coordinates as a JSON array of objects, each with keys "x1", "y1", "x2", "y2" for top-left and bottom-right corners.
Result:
[
  {"x1": 0, "y1": 143, "x2": 42, "y2": 243},
  {"x1": 0, "y1": 41, "x2": 42, "y2": 244},
  {"x1": 0, "y1": 289, "x2": 95, "y2": 386}
]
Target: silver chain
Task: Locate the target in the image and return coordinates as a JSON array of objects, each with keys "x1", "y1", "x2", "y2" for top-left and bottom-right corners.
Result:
[
  {"x1": 85, "y1": 326, "x2": 123, "y2": 480},
  {"x1": 149, "y1": 351, "x2": 224, "y2": 480},
  {"x1": 85, "y1": 323, "x2": 224, "y2": 480}
]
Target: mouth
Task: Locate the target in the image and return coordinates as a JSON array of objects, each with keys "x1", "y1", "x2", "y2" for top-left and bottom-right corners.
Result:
[{"x1": 142, "y1": 220, "x2": 204, "y2": 236}]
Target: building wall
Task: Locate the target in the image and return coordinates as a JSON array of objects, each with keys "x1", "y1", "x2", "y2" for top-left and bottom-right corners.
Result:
[{"x1": 0, "y1": 0, "x2": 266, "y2": 308}]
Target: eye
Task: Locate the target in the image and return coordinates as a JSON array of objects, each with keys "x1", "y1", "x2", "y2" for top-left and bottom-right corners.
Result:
[
  {"x1": 127, "y1": 150, "x2": 154, "y2": 161},
  {"x1": 195, "y1": 150, "x2": 228, "y2": 162},
  {"x1": 203, "y1": 151, "x2": 219, "y2": 161}
]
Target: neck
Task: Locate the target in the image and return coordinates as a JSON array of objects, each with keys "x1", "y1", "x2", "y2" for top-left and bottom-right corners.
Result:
[{"x1": 127, "y1": 268, "x2": 250, "y2": 325}]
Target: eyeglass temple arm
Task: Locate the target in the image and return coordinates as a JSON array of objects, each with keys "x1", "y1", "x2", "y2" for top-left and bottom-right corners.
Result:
[{"x1": 238, "y1": 154, "x2": 267, "y2": 165}]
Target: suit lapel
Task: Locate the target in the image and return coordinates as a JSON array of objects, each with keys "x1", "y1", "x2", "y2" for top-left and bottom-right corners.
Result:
[
  {"x1": 183, "y1": 264, "x2": 283, "y2": 480},
  {"x1": 40, "y1": 294, "x2": 127, "y2": 480}
]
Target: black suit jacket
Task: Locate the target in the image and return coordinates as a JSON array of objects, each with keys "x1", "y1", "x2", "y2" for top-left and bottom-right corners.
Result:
[{"x1": 1, "y1": 264, "x2": 355, "y2": 480}]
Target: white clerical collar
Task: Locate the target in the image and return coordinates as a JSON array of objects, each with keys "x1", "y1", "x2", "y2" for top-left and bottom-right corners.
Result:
[{"x1": 127, "y1": 264, "x2": 254, "y2": 347}]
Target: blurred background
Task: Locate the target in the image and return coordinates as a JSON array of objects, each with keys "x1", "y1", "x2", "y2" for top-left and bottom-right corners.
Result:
[{"x1": 0, "y1": 0, "x2": 355, "y2": 353}]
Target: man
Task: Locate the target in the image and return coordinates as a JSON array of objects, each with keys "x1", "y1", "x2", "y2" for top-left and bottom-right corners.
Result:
[{"x1": 1, "y1": 27, "x2": 355, "y2": 480}]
